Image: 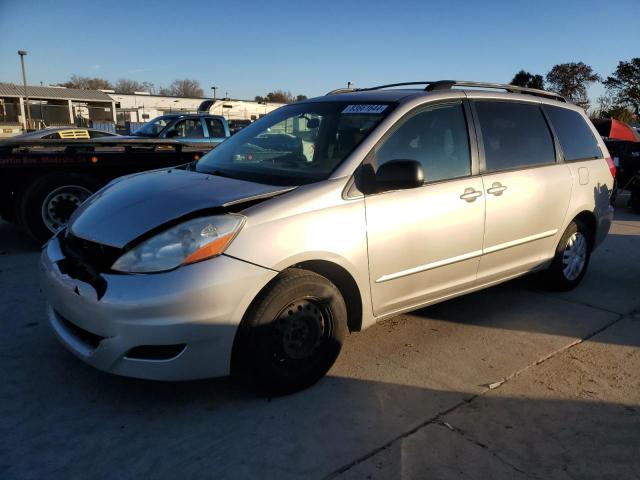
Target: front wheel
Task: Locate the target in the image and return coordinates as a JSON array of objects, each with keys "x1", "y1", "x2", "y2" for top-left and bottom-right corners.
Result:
[
  {"x1": 233, "y1": 269, "x2": 347, "y2": 395},
  {"x1": 544, "y1": 219, "x2": 592, "y2": 291}
]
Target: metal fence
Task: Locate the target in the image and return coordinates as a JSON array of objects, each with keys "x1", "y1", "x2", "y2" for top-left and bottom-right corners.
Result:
[{"x1": 0, "y1": 101, "x2": 21, "y2": 124}]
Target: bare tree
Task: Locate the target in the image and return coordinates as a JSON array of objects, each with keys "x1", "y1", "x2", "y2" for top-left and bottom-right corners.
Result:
[
  {"x1": 115, "y1": 78, "x2": 155, "y2": 94},
  {"x1": 603, "y1": 58, "x2": 640, "y2": 118},
  {"x1": 159, "y1": 79, "x2": 204, "y2": 97},
  {"x1": 510, "y1": 70, "x2": 545, "y2": 90},
  {"x1": 60, "y1": 75, "x2": 113, "y2": 90},
  {"x1": 545, "y1": 62, "x2": 600, "y2": 109}
]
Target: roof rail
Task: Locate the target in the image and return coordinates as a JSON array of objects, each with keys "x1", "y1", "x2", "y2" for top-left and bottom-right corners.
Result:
[
  {"x1": 325, "y1": 88, "x2": 356, "y2": 95},
  {"x1": 325, "y1": 80, "x2": 566, "y2": 102},
  {"x1": 424, "y1": 80, "x2": 566, "y2": 102}
]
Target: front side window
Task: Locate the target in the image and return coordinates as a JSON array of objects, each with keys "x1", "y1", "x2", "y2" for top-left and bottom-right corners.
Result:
[
  {"x1": 205, "y1": 118, "x2": 226, "y2": 138},
  {"x1": 544, "y1": 105, "x2": 602, "y2": 161},
  {"x1": 133, "y1": 116, "x2": 171, "y2": 137},
  {"x1": 169, "y1": 119, "x2": 204, "y2": 138},
  {"x1": 196, "y1": 102, "x2": 393, "y2": 185},
  {"x1": 475, "y1": 101, "x2": 556, "y2": 172},
  {"x1": 373, "y1": 102, "x2": 471, "y2": 183}
]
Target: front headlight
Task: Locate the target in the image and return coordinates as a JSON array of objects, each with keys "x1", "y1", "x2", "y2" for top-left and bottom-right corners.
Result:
[{"x1": 111, "y1": 214, "x2": 245, "y2": 273}]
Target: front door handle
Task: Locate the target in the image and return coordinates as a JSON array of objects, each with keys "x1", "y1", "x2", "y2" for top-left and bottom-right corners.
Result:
[
  {"x1": 460, "y1": 188, "x2": 483, "y2": 202},
  {"x1": 487, "y1": 182, "x2": 507, "y2": 196}
]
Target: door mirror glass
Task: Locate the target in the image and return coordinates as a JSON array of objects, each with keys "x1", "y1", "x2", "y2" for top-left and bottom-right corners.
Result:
[
  {"x1": 165, "y1": 129, "x2": 181, "y2": 138},
  {"x1": 375, "y1": 159, "x2": 424, "y2": 191}
]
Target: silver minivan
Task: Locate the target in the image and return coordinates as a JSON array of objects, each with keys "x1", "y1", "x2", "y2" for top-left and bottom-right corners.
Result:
[{"x1": 41, "y1": 81, "x2": 615, "y2": 394}]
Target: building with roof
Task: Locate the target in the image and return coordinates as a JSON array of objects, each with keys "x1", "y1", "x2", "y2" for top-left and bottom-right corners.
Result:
[
  {"x1": 109, "y1": 92, "x2": 282, "y2": 125},
  {"x1": 0, "y1": 83, "x2": 116, "y2": 135},
  {"x1": 0, "y1": 84, "x2": 284, "y2": 137}
]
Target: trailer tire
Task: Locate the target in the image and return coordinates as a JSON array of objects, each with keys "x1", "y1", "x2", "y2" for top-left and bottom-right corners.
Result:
[{"x1": 19, "y1": 173, "x2": 99, "y2": 243}]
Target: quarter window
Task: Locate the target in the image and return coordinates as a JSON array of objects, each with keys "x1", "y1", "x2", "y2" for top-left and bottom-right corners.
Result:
[
  {"x1": 475, "y1": 101, "x2": 556, "y2": 172},
  {"x1": 544, "y1": 105, "x2": 602, "y2": 161},
  {"x1": 205, "y1": 118, "x2": 226, "y2": 138},
  {"x1": 374, "y1": 103, "x2": 471, "y2": 183}
]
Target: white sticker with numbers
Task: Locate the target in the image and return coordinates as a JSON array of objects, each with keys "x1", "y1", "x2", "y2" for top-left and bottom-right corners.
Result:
[{"x1": 342, "y1": 104, "x2": 388, "y2": 114}]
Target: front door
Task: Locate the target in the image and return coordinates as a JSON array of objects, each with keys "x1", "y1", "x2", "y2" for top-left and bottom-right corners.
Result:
[
  {"x1": 165, "y1": 118, "x2": 206, "y2": 143},
  {"x1": 472, "y1": 100, "x2": 572, "y2": 282},
  {"x1": 365, "y1": 101, "x2": 485, "y2": 317}
]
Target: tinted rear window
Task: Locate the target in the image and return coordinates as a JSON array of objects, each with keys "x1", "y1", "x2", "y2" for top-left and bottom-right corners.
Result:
[
  {"x1": 475, "y1": 101, "x2": 556, "y2": 172},
  {"x1": 544, "y1": 105, "x2": 602, "y2": 161}
]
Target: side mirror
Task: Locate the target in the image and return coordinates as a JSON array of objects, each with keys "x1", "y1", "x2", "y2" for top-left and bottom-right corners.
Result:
[
  {"x1": 375, "y1": 160, "x2": 424, "y2": 192},
  {"x1": 165, "y1": 130, "x2": 181, "y2": 138},
  {"x1": 306, "y1": 118, "x2": 320, "y2": 129}
]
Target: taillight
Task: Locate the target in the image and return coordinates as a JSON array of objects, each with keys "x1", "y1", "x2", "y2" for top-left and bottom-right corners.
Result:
[{"x1": 605, "y1": 157, "x2": 616, "y2": 178}]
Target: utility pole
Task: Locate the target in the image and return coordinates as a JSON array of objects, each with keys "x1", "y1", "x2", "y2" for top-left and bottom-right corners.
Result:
[{"x1": 18, "y1": 50, "x2": 31, "y2": 129}]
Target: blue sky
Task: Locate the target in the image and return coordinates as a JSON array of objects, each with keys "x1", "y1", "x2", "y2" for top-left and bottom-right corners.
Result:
[{"x1": 1, "y1": 0, "x2": 638, "y2": 103}]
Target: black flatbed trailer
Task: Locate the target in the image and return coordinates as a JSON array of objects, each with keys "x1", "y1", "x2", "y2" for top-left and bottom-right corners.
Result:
[{"x1": 0, "y1": 137, "x2": 213, "y2": 242}]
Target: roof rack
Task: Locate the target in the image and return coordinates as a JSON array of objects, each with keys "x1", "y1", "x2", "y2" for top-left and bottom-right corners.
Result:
[
  {"x1": 424, "y1": 80, "x2": 566, "y2": 102},
  {"x1": 326, "y1": 80, "x2": 566, "y2": 103}
]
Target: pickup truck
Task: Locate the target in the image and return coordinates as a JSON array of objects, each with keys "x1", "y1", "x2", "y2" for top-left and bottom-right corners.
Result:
[
  {"x1": 126, "y1": 113, "x2": 230, "y2": 144},
  {"x1": 0, "y1": 114, "x2": 230, "y2": 242}
]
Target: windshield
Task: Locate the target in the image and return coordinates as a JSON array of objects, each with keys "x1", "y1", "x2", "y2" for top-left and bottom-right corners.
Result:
[
  {"x1": 195, "y1": 102, "x2": 394, "y2": 185},
  {"x1": 133, "y1": 116, "x2": 172, "y2": 137}
]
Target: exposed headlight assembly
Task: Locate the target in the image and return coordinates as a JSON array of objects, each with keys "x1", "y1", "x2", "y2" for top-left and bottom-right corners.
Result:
[{"x1": 111, "y1": 214, "x2": 245, "y2": 273}]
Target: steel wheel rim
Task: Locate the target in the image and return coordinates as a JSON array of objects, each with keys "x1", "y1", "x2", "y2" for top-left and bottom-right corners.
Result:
[
  {"x1": 41, "y1": 185, "x2": 92, "y2": 232},
  {"x1": 562, "y1": 232, "x2": 587, "y2": 281},
  {"x1": 270, "y1": 297, "x2": 331, "y2": 365}
]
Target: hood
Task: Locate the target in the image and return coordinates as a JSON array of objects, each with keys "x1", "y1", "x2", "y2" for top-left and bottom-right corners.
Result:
[{"x1": 69, "y1": 169, "x2": 293, "y2": 248}]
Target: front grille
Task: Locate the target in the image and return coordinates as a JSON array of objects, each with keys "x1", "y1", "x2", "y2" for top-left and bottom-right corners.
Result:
[
  {"x1": 57, "y1": 231, "x2": 123, "y2": 299},
  {"x1": 60, "y1": 231, "x2": 123, "y2": 271},
  {"x1": 56, "y1": 311, "x2": 105, "y2": 349}
]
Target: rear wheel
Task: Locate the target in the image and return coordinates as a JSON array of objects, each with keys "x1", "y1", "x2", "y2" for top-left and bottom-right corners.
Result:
[
  {"x1": 19, "y1": 173, "x2": 97, "y2": 243},
  {"x1": 233, "y1": 268, "x2": 347, "y2": 395},
  {"x1": 545, "y1": 219, "x2": 591, "y2": 291}
]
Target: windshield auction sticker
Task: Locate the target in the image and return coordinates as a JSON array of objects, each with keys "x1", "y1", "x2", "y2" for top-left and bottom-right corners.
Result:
[{"x1": 342, "y1": 104, "x2": 388, "y2": 114}]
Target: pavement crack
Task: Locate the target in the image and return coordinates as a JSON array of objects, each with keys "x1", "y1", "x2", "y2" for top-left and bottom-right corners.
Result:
[
  {"x1": 324, "y1": 311, "x2": 632, "y2": 479},
  {"x1": 434, "y1": 421, "x2": 535, "y2": 479},
  {"x1": 322, "y1": 396, "x2": 477, "y2": 479}
]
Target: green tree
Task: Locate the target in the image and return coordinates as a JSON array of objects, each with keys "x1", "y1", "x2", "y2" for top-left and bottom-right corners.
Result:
[
  {"x1": 255, "y1": 91, "x2": 308, "y2": 104},
  {"x1": 510, "y1": 70, "x2": 544, "y2": 89},
  {"x1": 603, "y1": 58, "x2": 640, "y2": 118},
  {"x1": 545, "y1": 62, "x2": 600, "y2": 109}
]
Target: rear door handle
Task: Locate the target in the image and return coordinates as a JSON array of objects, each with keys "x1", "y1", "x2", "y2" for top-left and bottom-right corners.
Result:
[
  {"x1": 460, "y1": 188, "x2": 483, "y2": 202},
  {"x1": 487, "y1": 182, "x2": 507, "y2": 196}
]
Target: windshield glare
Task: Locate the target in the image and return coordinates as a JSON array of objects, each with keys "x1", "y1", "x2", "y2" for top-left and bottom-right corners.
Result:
[
  {"x1": 195, "y1": 102, "x2": 393, "y2": 185},
  {"x1": 133, "y1": 116, "x2": 171, "y2": 136}
]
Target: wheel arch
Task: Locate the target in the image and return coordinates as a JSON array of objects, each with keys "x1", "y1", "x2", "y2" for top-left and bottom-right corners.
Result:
[
  {"x1": 291, "y1": 260, "x2": 363, "y2": 333},
  {"x1": 572, "y1": 210, "x2": 597, "y2": 248}
]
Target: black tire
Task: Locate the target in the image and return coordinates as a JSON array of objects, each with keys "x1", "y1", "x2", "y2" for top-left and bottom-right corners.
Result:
[
  {"x1": 233, "y1": 268, "x2": 347, "y2": 396},
  {"x1": 544, "y1": 219, "x2": 592, "y2": 291},
  {"x1": 19, "y1": 173, "x2": 98, "y2": 244}
]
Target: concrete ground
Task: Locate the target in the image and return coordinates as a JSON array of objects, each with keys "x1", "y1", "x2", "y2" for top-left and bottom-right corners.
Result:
[{"x1": 0, "y1": 207, "x2": 638, "y2": 480}]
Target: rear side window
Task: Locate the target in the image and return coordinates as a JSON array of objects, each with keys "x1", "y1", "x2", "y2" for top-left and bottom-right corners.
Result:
[
  {"x1": 205, "y1": 118, "x2": 226, "y2": 138},
  {"x1": 544, "y1": 105, "x2": 602, "y2": 161},
  {"x1": 475, "y1": 101, "x2": 556, "y2": 172}
]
